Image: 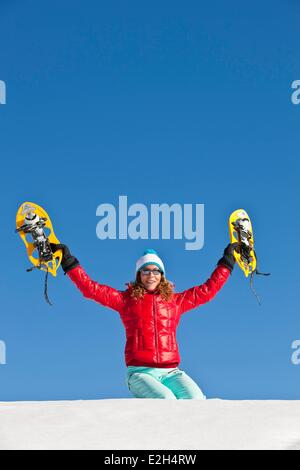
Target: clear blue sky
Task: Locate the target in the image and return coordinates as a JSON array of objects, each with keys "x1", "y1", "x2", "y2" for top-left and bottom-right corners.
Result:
[{"x1": 0, "y1": 0, "x2": 299, "y2": 400}]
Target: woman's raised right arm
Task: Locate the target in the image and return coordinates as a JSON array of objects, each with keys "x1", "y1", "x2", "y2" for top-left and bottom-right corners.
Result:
[{"x1": 51, "y1": 244, "x2": 124, "y2": 312}]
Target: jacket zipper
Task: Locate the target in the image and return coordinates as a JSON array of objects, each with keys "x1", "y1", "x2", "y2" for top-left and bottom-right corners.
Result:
[{"x1": 153, "y1": 296, "x2": 159, "y2": 364}]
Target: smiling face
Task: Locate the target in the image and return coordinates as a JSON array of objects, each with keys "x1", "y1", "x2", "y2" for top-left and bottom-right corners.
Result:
[{"x1": 139, "y1": 264, "x2": 162, "y2": 291}]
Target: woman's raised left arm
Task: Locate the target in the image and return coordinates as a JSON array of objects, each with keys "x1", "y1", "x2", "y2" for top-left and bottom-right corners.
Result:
[{"x1": 173, "y1": 243, "x2": 237, "y2": 315}]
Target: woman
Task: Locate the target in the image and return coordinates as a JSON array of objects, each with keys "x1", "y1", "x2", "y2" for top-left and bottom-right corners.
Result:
[{"x1": 51, "y1": 243, "x2": 237, "y2": 399}]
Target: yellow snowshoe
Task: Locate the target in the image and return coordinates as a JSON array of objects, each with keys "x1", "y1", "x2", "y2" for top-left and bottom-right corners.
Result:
[
  {"x1": 228, "y1": 208, "x2": 270, "y2": 304},
  {"x1": 228, "y1": 209, "x2": 256, "y2": 277},
  {"x1": 16, "y1": 202, "x2": 63, "y2": 305}
]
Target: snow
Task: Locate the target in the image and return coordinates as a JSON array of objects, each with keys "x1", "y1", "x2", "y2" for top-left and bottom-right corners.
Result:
[{"x1": 0, "y1": 399, "x2": 300, "y2": 450}]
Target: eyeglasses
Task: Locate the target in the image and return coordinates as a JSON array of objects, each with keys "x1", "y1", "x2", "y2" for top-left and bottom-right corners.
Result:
[{"x1": 140, "y1": 269, "x2": 162, "y2": 276}]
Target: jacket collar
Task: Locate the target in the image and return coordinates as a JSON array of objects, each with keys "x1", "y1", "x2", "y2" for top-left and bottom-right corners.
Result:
[{"x1": 145, "y1": 288, "x2": 159, "y2": 295}]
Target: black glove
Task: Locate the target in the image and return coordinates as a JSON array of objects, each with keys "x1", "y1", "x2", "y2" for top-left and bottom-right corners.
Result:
[
  {"x1": 217, "y1": 242, "x2": 239, "y2": 273},
  {"x1": 50, "y1": 243, "x2": 79, "y2": 274}
]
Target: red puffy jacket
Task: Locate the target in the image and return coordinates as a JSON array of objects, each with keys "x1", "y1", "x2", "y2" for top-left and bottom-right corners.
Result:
[{"x1": 67, "y1": 264, "x2": 230, "y2": 368}]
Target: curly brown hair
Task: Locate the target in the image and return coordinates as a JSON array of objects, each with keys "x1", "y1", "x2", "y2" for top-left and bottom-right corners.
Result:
[{"x1": 126, "y1": 271, "x2": 175, "y2": 302}]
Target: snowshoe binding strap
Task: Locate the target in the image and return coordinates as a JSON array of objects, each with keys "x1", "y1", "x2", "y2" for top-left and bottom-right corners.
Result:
[
  {"x1": 26, "y1": 264, "x2": 53, "y2": 306},
  {"x1": 249, "y1": 251, "x2": 271, "y2": 306}
]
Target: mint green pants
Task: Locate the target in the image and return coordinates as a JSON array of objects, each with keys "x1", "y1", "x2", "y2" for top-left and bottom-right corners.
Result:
[{"x1": 126, "y1": 366, "x2": 206, "y2": 400}]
